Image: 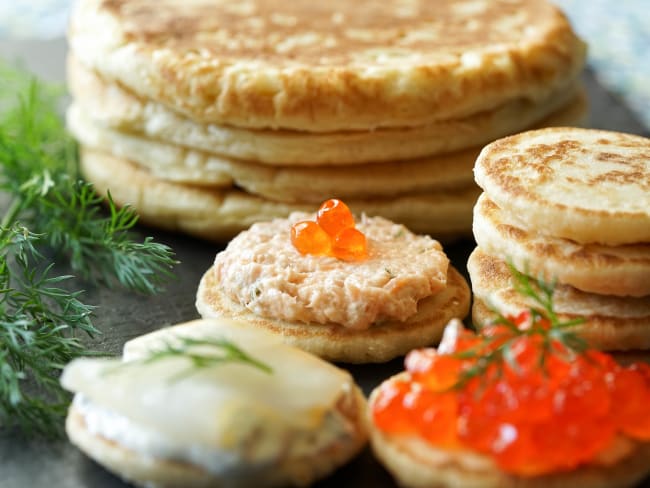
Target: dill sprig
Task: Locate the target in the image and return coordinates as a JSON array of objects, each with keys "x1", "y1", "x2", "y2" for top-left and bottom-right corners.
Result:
[
  {"x1": 0, "y1": 66, "x2": 177, "y2": 293},
  {"x1": 0, "y1": 226, "x2": 95, "y2": 437},
  {"x1": 0, "y1": 62, "x2": 177, "y2": 436},
  {"x1": 454, "y1": 263, "x2": 586, "y2": 389},
  {"x1": 122, "y1": 337, "x2": 273, "y2": 381}
]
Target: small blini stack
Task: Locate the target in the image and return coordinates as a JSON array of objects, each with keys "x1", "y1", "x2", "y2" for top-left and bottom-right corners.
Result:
[
  {"x1": 469, "y1": 127, "x2": 650, "y2": 353},
  {"x1": 66, "y1": 0, "x2": 586, "y2": 241}
]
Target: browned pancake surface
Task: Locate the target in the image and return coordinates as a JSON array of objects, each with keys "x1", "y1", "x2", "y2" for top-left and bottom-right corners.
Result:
[
  {"x1": 474, "y1": 128, "x2": 650, "y2": 245},
  {"x1": 69, "y1": 0, "x2": 585, "y2": 130}
]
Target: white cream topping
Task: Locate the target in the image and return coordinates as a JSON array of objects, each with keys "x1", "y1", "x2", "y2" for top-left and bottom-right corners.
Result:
[
  {"x1": 73, "y1": 393, "x2": 246, "y2": 475},
  {"x1": 73, "y1": 393, "x2": 353, "y2": 478},
  {"x1": 62, "y1": 320, "x2": 359, "y2": 477}
]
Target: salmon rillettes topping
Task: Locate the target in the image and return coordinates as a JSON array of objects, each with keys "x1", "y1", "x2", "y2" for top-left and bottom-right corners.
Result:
[
  {"x1": 371, "y1": 315, "x2": 650, "y2": 476},
  {"x1": 213, "y1": 204, "x2": 449, "y2": 330}
]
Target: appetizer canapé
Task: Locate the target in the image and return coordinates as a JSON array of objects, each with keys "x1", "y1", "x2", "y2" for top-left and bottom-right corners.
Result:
[
  {"x1": 368, "y1": 270, "x2": 650, "y2": 488},
  {"x1": 62, "y1": 319, "x2": 367, "y2": 488},
  {"x1": 196, "y1": 199, "x2": 470, "y2": 363}
]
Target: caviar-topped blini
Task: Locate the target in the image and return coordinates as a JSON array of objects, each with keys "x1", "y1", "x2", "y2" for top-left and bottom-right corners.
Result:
[
  {"x1": 368, "y1": 301, "x2": 650, "y2": 486},
  {"x1": 196, "y1": 199, "x2": 470, "y2": 363}
]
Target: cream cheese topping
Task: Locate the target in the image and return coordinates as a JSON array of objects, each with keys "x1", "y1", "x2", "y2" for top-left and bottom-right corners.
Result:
[
  {"x1": 62, "y1": 319, "x2": 355, "y2": 444},
  {"x1": 73, "y1": 393, "x2": 354, "y2": 478},
  {"x1": 62, "y1": 320, "x2": 361, "y2": 478},
  {"x1": 73, "y1": 393, "x2": 246, "y2": 475},
  {"x1": 213, "y1": 213, "x2": 449, "y2": 329}
]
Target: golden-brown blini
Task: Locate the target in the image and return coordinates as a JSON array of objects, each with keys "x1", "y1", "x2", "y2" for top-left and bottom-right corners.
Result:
[
  {"x1": 67, "y1": 55, "x2": 583, "y2": 165},
  {"x1": 78, "y1": 147, "x2": 480, "y2": 241},
  {"x1": 472, "y1": 194, "x2": 650, "y2": 297},
  {"x1": 473, "y1": 128, "x2": 650, "y2": 245},
  {"x1": 67, "y1": 90, "x2": 588, "y2": 201}
]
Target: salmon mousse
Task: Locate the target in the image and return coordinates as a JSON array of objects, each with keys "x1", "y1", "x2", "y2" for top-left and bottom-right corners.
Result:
[
  {"x1": 196, "y1": 199, "x2": 470, "y2": 363},
  {"x1": 62, "y1": 319, "x2": 368, "y2": 488}
]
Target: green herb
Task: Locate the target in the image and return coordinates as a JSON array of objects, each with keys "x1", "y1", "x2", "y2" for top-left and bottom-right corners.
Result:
[
  {"x1": 123, "y1": 336, "x2": 273, "y2": 381},
  {"x1": 503, "y1": 263, "x2": 587, "y2": 351},
  {"x1": 0, "y1": 62, "x2": 177, "y2": 436},
  {"x1": 453, "y1": 262, "x2": 586, "y2": 389}
]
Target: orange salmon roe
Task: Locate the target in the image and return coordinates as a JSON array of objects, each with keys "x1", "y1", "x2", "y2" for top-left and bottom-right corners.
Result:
[
  {"x1": 291, "y1": 221, "x2": 331, "y2": 256},
  {"x1": 291, "y1": 199, "x2": 367, "y2": 261},
  {"x1": 332, "y1": 227, "x2": 367, "y2": 261},
  {"x1": 317, "y1": 199, "x2": 355, "y2": 236},
  {"x1": 371, "y1": 322, "x2": 650, "y2": 477}
]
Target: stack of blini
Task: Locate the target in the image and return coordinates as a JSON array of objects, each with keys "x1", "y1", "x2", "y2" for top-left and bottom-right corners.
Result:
[
  {"x1": 66, "y1": 0, "x2": 587, "y2": 241},
  {"x1": 469, "y1": 127, "x2": 650, "y2": 354}
]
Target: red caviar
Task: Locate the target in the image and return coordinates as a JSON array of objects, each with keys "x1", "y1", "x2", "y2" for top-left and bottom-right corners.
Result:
[
  {"x1": 290, "y1": 221, "x2": 331, "y2": 256},
  {"x1": 332, "y1": 227, "x2": 367, "y2": 261},
  {"x1": 317, "y1": 199, "x2": 355, "y2": 237},
  {"x1": 291, "y1": 199, "x2": 367, "y2": 261},
  {"x1": 371, "y1": 322, "x2": 650, "y2": 477}
]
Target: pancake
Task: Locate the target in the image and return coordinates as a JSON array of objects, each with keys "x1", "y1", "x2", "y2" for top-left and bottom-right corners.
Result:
[
  {"x1": 68, "y1": 92, "x2": 587, "y2": 202},
  {"x1": 79, "y1": 147, "x2": 480, "y2": 241},
  {"x1": 196, "y1": 264, "x2": 470, "y2": 363},
  {"x1": 67, "y1": 55, "x2": 582, "y2": 165},
  {"x1": 68, "y1": 103, "x2": 476, "y2": 196},
  {"x1": 468, "y1": 248, "x2": 650, "y2": 351},
  {"x1": 68, "y1": 0, "x2": 585, "y2": 131},
  {"x1": 474, "y1": 128, "x2": 650, "y2": 245},
  {"x1": 63, "y1": 318, "x2": 367, "y2": 488},
  {"x1": 473, "y1": 194, "x2": 650, "y2": 297}
]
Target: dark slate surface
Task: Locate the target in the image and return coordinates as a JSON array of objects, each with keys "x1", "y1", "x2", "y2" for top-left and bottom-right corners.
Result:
[{"x1": 0, "y1": 39, "x2": 648, "y2": 488}]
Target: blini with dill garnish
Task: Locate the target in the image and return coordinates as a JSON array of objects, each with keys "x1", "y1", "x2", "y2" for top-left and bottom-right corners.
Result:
[
  {"x1": 61, "y1": 318, "x2": 367, "y2": 488},
  {"x1": 470, "y1": 127, "x2": 650, "y2": 354},
  {"x1": 468, "y1": 248, "x2": 650, "y2": 352}
]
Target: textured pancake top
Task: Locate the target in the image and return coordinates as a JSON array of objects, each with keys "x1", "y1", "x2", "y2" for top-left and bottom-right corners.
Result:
[
  {"x1": 96, "y1": 0, "x2": 567, "y2": 64},
  {"x1": 474, "y1": 128, "x2": 650, "y2": 245},
  {"x1": 69, "y1": 0, "x2": 585, "y2": 130}
]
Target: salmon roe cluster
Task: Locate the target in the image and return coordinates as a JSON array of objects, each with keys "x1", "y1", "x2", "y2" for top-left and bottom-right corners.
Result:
[
  {"x1": 291, "y1": 199, "x2": 367, "y2": 261},
  {"x1": 372, "y1": 312, "x2": 650, "y2": 477}
]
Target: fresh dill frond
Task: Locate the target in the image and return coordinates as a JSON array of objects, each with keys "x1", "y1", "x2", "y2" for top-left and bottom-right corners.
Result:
[
  {"x1": 118, "y1": 337, "x2": 273, "y2": 382},
  {"x1": 0, "y1": 61, "x2": 177, "y2": 436},
  {"x1": 503, "y1": 261, "x2": 588, "y2": 354},
  {"x1": 0, "y1": 70, "x2": 177, "y2": 293},
  {"x1": 0, "y1": 227, "x2": 95, "y2": 437},
  {"x1": 36, "y1": 185, "x2": 176, "y2": 293},
  {"x1": 453, "y1": 262, "x2": 587, "y2": 390}
]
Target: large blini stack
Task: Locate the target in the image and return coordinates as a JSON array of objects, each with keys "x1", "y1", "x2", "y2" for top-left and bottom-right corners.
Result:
[
  {"x1": 67, "y1": 0, "x2": 586, "y2": 241},
  {"x1": 469, "y1": 127, "x2": 650, "y2": 353}
]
